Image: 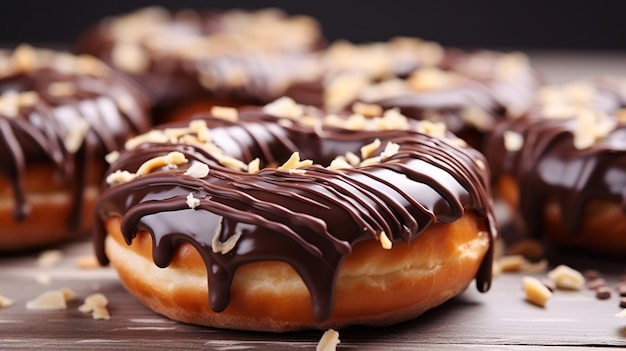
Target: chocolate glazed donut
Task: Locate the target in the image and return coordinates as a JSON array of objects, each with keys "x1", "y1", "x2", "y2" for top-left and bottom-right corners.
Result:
[
  {"x1": 484, "y1": 79, "x2": 626, "y2": 256},
  {"x1": 0, "y1": 45, "x2": 150, "y2": 251},
  {"x1": 94, "y1": 99, "x2": 497, "y2": 331}
]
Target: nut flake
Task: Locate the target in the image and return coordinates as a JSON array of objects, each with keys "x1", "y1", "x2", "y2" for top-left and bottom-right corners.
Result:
[
  {"x1": 184, "y1": 163, "x2": 210, "y2": 178},
  {"x1": 316, "y1": 329, "x2": 340, "y2": 351},
  {"x1": 503, "y1": 130, "x2": 524, "y2": 151},
  {"x1": 548, "y1": 265, "x2": 585, "y2": 290},
  {"x1": 78, "y1": 293, "x2": 110, "y2": 320},
  {"x1": 210, "y1": 106, "x2": 238, "y2": 122},
  {"x1": 278, "y1": 152, "x2": 313, "y2": 171},
  {"x1": 26, "y1": 290, "x2": 67, "y2": 310},
  {"x1": 106, "y1": 170, "x2": 137, "y2": 185},
  {"x1": 522, "y1": 276, "x2": 552, "y2": 308},
  {"x1": 186, "y1": 193, "x2": 201, "y2": 209},
  {"x1": 360, "y1": 138, "x2": 381, "y2": 159},
  {"x1": 0, "y1": 294, "x2": 15, "y2": 308},
  {"x1": 378, "y1": 231, "x2": 393, "y2": 250},
  {"x1": 263, "y1": 97, "x2": 305, "y2": 119}
]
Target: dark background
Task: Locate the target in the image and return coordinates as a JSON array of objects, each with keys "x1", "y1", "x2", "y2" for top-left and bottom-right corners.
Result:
[{"x1": 0, "y1": 0, "x2": 625, "y2": 50}]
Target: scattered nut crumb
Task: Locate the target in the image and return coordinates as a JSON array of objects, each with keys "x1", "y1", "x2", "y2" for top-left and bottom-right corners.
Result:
[
  {"x1": 184, "y1": 163, "x2": 210, "y2": 178},
  {"x1": 210, "y1": 106, "x2": 238, "y2": 122},
  {"x1": 522, "y1": 276, "x2": 552, "y2": 308},
  {"x1": 548, "y1": 265, "x2": 585, "y2": 290},
  {"x1": 0, "y1": 294, "x2": 15, "y2": 308},
  {"x1": 616, "y1": 309, "x2": 626, "y2": 318},
  {"x1": 186, "y1": 193, "x2": 201, "y2": 209},
  {"x1": 79, "y1": 293, "x2": 110, "y2": 320},
  {"x1": 105, "y1": 151, "x2": 120, "y2": 164},
  {"x1": 37, "y1": 249, "x2": 63, "y2": 267},
  {"x1": 277, "y1": 152, "x2": 313, "y2": 171},
  {"x1": 378, "y1": 231, "x2": 392, "y2": 250},
  {"x1": 26, "y1": 290, "x2": 67, "y2": 310},
  {"x1": 75, "y1": 255, "x2": 101, "y2": 269},
  {"x1": 106, "y1": 170, "x2": 137, "y2": 185},
  {"x1": 360, "y1": 138, "x2": 381, "y2": 159},
  {"x1": 317, "y1": 328, "x2": 340, "y2": 351},
  {"x1": 497, "y1": 255, "x2": 527, "y2": 273}
]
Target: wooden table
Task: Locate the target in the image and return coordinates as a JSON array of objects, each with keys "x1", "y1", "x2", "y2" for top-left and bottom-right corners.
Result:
[{"x1": 1, "y1": 52, "x2": 626, "y2": 350}]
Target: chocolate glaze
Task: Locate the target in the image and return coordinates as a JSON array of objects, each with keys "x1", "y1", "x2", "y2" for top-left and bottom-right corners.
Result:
[
  {"x1": 484, "y1": 80, "x2": 626, "y2": 238},
  {"x1": 0, "y1": 46, "x2": 150, "y2": 242},
  {"x1": 75, "y1": 7, "x2": 324, "y2": 121},
  {"x1": 94, "y1": 106, "x2": 497, "y2": 322},
  {"x1": 286, "y1": 47, "x2": 540, "y2": 151}
]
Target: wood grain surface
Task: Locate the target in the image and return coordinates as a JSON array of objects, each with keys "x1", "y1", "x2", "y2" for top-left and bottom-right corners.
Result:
[{"x1": 1, "y1": 52, "x2": 626, "y2": 350}]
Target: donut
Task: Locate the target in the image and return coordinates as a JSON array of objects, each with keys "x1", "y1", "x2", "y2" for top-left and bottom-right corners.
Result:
[
  {"x1": 75, "y1": 7, "x2": 323, "y2": 123},
  {"x1": 94, "y1": 97, "x2": 497, "y2": 331},
  {"x1": 483, "y1": 78, "x2": 626, "y2": 256},
  {"x1": 0, "y1": 44, "x2": 150, "y2": 252},
  {"x1": 285, "y1": 38, "x2": 540, "y2": 150}
]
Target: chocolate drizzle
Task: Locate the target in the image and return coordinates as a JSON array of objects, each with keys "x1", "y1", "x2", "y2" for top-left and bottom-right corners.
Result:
[
  {"x1": 0, "y1": 45, "x2": 150, "y2": 240},
  {"x1": 94, "y1": 107, "x2": 497, "y2": 322}
]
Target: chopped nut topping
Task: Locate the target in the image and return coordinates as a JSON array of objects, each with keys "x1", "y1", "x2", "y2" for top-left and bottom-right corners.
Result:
[
  {"x1": 616, "y1": 309, "x2": 626, "y2": 318},
  {"x1": 184, "y1": 163, "x2": 210, "y2": 178},
  {"x1": 359, "y1": 156, "x2": 381, "y2": 167},
  {"x1": 125, "y1": 130, "x2": 170, "y2": 150},
  {"x1": 378, "y1": 231, "x2": 392, "y2": 250},
  {"x1": 360, "y1": 138, "x2": 381, "y2": 159},
  {"x1": 573, "y1": 109, "x2": 616, "y2": 150},
  {"x1": 461, "y1": 107, "x2": 494, "y2": 132},
  {"x1": 111, "y1": 42, "x2": 150, "y2": 73},
  {"x1": 189, "y1": 119, "x2": 211, "y2": 142},
  {"x1": 76, "y1": 55, "x2": 107, "y2": 77},
  {"x1": 64, "y1": 119, "x2": 90, "y2": 153},
  {"x1": 47, "y1": 82, "x2": 77, "y2": 97},
  {"x1": 503, "y1": 130, "x2": 524, "y2": 152},
  {"x1": 522, "y1": 276, "x2": 552, "y2": 308},
  {"x1": 214, "y1": 153, "x2": 248, "y2": 171},
  {"x1": 18, "y1": 91, "x2": 39, "y2": 107},
  {"x1": 324, "y1": 73, "x2": 368, "y2": 112},
  {"x1": 12, "y1": 44, "x2": 38, "y2": 73},
  {"x1": 26, "y1": 290, "x2": 67, "y2": 310},
  {"x1": 345, "y1": 151, "x2": 360, "y2": 166},
  {"x1": 547, "y1": 264, "x2": 585, "y2": 290},
  {"x1": 79, "y1": 293, "x2": 110, "y2": 320},
  {"x1": 474, "y1": 158, "x2": 486, "y2": 170},
  {"x1": 328, "y1": 157, "x2": 353, "y2": 170},
  {"x1": 37, "y1": 249, "x2": 63, "y2": 268},
  {"x1": 116, "y1": 93, "x2": 137, "y2": 117},
  {"x1": 497, "y1": 255, "x2": 528, "y2": 273},
  {"x1": 352, "y1": 102, "x2": 383, "y2": 117},
  {"x1": 278, "y1": 152, "x2": 313, "y2": 171},
  {"x1": 0, "y1": 90, "x2": 19, "y2": 117},
  {"x1": 135, "y1": 152, "x2": 188, "y2": 176},
  {"x1": 105, "y1": 151, "x2": 120, "y2": 164},
  {"x1": 317, "y1": 329, "x2": 340, "y2": 351},
  {"x1": 211, "y1": 219, "x2": 242, "y2": 254},
  {"x1": 495, "y1": 52, "x2": 528, "y2": 80},
  {"x1": 263, "y1": 97, "x2": 305, "y2": 119},
  {"x1": 380, "y1": 141, "x2": 400, "y2": 160},
  {"x1": 210, "y1": 106, "x2": 238, "y2": 122},
  {"x1": 0, "y1": 294, "x2": 15, "y2": 308},
  {"x1": 247, "y1": 158, "x2": 261, "y2": 173},
  {"x1": 416, "y1": 120, "x2": 447, "y2": 139},
  {"x1": 75, "y1": 255, "x2": 100, "y2": 269},
  {"x1": 408, "y1": 67, "x2": 462, "y2": 91},
  {"x1": 186, "y1": 193, "x2": 201, "y2": 209},
  {"x1": 106, "y1": 170, "x2": 137, "y2": 185}
]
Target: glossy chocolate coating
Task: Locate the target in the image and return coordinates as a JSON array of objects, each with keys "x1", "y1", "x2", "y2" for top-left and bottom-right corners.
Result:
[
  {"x1": 286, "y1": 46, "x2": 540, "y2": 150},
  {"x1": 75, "y1": 7, "x2": 324, "y2": 119},
  {"x1": 483, "y1": 79, "x2": 626, "y2": 237},
  {"x1": 95, "y1": 106, "x2": 497, "y2": 322},
  {"x1": 0, "y1": 46, "x2": 150, "y2": 239}
]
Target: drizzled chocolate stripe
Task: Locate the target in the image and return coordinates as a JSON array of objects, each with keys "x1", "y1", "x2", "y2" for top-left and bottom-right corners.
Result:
[
  {"x1": 0, "y1": 46, "x2": 150, "y2": 234},
  {"x1": 95, "y1": 110, "x2": 496, "y2": 322}
]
